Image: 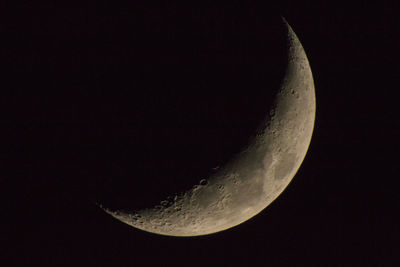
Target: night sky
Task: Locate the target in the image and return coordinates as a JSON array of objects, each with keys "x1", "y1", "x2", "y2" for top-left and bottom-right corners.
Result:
[{"x1": 1, "y1": 0, "x2": 398, "y2": 266}]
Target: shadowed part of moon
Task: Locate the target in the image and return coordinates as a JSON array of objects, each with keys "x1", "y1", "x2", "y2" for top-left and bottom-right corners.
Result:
[{"x1": 101, "y1": 18, "x2": 316, "y2": 237}]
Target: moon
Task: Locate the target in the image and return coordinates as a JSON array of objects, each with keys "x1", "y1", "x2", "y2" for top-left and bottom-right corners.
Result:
[{"x1": 100, "y1": 19, "x2": 316, "y2": 236}]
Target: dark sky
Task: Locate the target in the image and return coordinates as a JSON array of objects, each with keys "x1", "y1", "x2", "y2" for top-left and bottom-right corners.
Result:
[{"x1": 1, "y1": 0, "x2": 398, "y2": 266}]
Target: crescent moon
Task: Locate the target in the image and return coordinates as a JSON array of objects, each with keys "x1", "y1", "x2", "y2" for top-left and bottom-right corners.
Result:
[{"x1": 101, "y1": 19, "x2": 316, "y2": 236}]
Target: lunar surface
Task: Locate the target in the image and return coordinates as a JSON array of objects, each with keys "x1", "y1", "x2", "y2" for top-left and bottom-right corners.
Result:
[{"x1": 101, "y1": 19, "x2": 316, "y2": 236}]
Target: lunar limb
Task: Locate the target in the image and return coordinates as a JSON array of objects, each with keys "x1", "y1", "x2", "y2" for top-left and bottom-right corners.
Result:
[{"x1": 101, "y1": 19, "x2": 316, "y2": 236}]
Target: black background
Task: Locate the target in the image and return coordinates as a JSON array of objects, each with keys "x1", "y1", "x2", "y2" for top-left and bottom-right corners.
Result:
[{"x1": 1, "y1": 0, "x2": 399, "y2": 266}]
